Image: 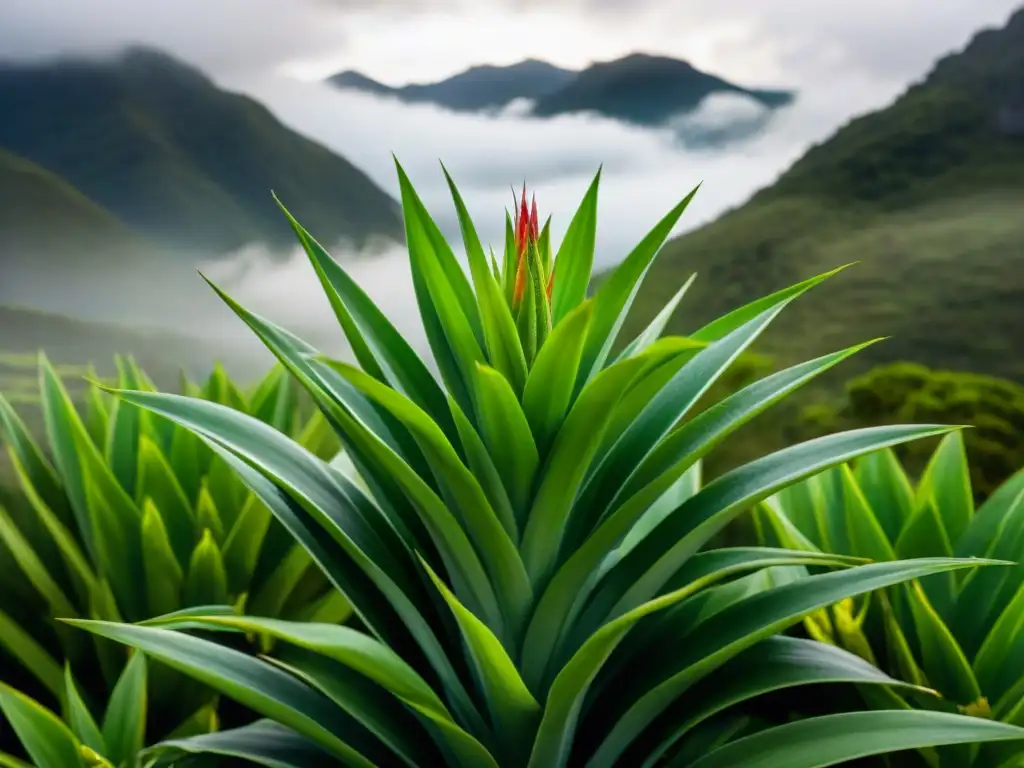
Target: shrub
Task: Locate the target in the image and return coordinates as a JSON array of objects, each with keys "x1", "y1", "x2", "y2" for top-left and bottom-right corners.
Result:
[
  {"x1": 11, "y1": 164, "x2": 1024, "y2": 767},
  {"x1": 791, "y1": 362, "x2": 1024, "y2": 500}
]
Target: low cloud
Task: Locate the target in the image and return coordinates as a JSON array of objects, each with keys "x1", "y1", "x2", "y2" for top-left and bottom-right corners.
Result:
[
  {"x1": 665, "y1": 93, "x2": 779, "y2": 150},
  {"x1": 199, "y1": 240, "x2": 427, "y2": 359}
]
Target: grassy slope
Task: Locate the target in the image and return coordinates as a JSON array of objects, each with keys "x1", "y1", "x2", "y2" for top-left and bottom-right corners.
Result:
[
  {"x1": 620, "y1": 7, "x2": 1024, "y2": 386},
  {"x1": 631, "y1": 193, "x2": 1024, "y2": 383},
  {"x1": 0, "y1": 48, "x2": 403, "y2": 256}
]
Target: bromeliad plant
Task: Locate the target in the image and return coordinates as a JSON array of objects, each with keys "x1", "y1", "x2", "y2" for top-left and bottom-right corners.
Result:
[
  {"x1": 755, "y1": 432, "x2": 1024, "y2": 767},
  {"x1": 0, "y1": 360, "x2": 344, "y2": 762},
  {"x1": 32, "y1": 161, "x2": 1024, "y2": 767}
]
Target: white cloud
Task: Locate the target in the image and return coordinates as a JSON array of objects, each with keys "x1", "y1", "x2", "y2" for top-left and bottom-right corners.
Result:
[
  {"x1": 199, "y1": 240, "x2": 427, "y2": 358},
  {"x1": 284, "y1": 0, "x2": 1022, "y2": 89}
]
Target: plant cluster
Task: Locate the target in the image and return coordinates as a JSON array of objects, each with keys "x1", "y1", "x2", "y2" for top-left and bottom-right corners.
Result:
[
  {"x1": 0, "y1": 161, "x2": 1022, "y2": 767},
  {"x1": 756, "y1": 431, "x2": 1024, "y2": 766},
  {"x1": 0, "y1": 360, "x2": 341, "y2": 763}
]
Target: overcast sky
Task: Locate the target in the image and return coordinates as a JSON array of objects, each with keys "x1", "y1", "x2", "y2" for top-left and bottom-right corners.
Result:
[
  {"x1": 2, "y1": 0, "x2": 1021, "y2": 356},
  {"x1": 1, "y1": 0, "x2": 1019, "y2": 88}
]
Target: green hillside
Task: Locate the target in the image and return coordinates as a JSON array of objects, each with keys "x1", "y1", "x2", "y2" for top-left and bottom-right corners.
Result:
[
  {"x1": 620, "y1": 6, "x2": 1024, "y2": 385},
  {"x1": 0, "y1": 148, "x2": 151, "y2": 269},
  {"x1": 0, "y1": 48, "x2": 402, "y2": 257}
]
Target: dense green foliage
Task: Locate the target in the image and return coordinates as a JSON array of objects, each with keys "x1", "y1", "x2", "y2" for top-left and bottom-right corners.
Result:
[
  {"x1": 6, "y1": 162, "x2": 1020, "y2": 767},
  {"x1": 755, "y1": 433, "x2": 1024, "y2": 767},
  {"x1": 793, "y1": 363, "x2": 1024, "y2": 501},
  {"x1": 618, "y1": 7, "x2": 1024, "y2": 384},
  {"x1": 0, "y1": 48, "x2": 402, "y2": 256},
  {"x1": 0, "y1": 359, "x2": 342, "y2": 763}
]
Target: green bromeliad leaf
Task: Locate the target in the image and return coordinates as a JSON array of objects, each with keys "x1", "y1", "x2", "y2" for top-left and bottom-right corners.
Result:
[
  {"x1": 576, "y1": 184, "x2": 699, "y2": 389},
  {"x1": 549, "y1": 168, "x2": 600, "y2": 325},
  {"x1": 144, "y1": 720, "x2": 335, "y2": 767},
  {"x1": 685, "y1": 711, "x2": 1024, "y2": 768},
  {"x1": 442, "y1": 165, "x2": 529, "y2": 398}
]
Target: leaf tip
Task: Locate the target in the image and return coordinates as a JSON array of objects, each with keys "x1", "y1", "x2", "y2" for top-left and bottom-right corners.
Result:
[{"x1": 82, "y1": 376, "x2": 109, "y2": 391}]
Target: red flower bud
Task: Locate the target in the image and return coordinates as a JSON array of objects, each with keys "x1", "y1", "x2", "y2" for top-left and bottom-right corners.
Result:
[
  {"x1": 512, "y1": 183, "x2": 543, "y2": 306},
  {"x1": 519, "y1": 184, "x2": 530, "y2": 241}
]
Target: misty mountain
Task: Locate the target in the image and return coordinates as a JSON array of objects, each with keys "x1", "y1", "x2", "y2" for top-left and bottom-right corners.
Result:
[
  {"x1": 330, "y1": 59, "x2": 577, "y2": 111},
  {"x1": 0, "y1": 48, "x2": 403, "y2": 258},
  {"x1": 0, "y1": 146, "x2": 201, "y2": 320},
  {"x1": 329, "y1": 54, "x2": 794, "y2": 127},
  {"x1": 620, "y1": 5, "x2": 1024, "y2": 385}
]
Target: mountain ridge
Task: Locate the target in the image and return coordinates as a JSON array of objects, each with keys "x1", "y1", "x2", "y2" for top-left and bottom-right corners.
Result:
[
  {"x1": 330, "y1": 58, "x2": 577, "y2": 111},
  {"x1": 329, "y1": 53, "x2": 794, "y2": 127}
]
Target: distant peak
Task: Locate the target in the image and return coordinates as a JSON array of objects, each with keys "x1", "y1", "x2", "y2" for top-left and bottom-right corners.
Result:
[
  {"x1": 0, "y1": 45, "x2": 211, "y2": 85},
  {"x1": 112, "y1": 46, "x2": 212, "y2": 85},
  {"x1": 589, "y1": 52, "x2": 698, "y2": 71},
  {"x1": 507, "y1": 58, "x2": 563, "y2": 69},
  {"x1": 118, "y1": 45, "x2": 179, "y2": 63},
  {"x1": 327, "y1": 69, "x2": 393, "y2": 92},
  {"x1": 456, "y1": 58, "x2": 573, "y2": 76},
  {"x1": 618, "y1": 52, "x2": 686, "y2": 63},
  {"x1": 331, "y1": 69, "x2": 379, "y2": 81}
]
